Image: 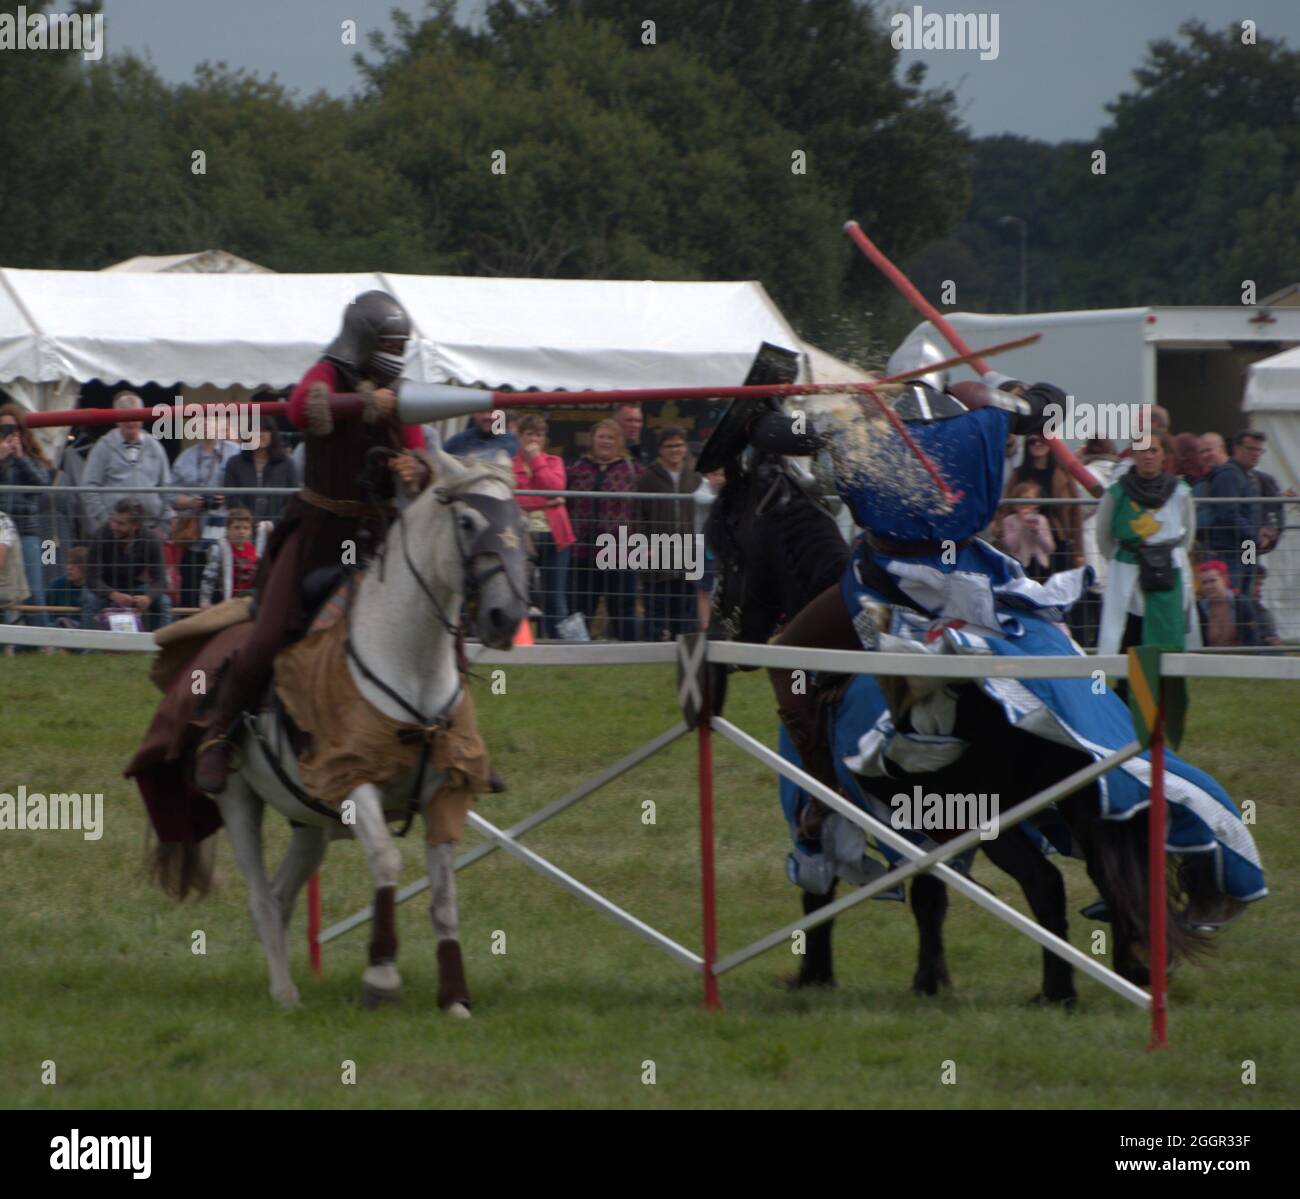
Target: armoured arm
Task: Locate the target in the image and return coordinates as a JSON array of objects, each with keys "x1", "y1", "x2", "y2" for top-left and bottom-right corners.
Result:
[
  {"x1": 969, "y1": 376, "x2": 1068, "y2": 436},
  {"x1": 747, "y1": 410, "x2": 826, "y2": 457}
]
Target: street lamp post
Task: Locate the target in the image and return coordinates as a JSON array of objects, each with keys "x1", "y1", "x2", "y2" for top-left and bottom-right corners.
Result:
[{"x1": 999, "y1": 215, "x2": 1028, "y2": 313}]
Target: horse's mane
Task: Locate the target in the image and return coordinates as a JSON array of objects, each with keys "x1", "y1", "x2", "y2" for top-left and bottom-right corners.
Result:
[{"x1": 708, "y1": 463, "x2": 848, "y2": 640}]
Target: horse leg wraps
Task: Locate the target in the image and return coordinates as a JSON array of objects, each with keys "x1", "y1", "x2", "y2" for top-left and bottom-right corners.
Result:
[
  {"x1": 436, "y1": 941, "x2": 470, "y2": 1011},
  {"x1": 369, "y1": 884, "x2": 397, "y2": 966}
]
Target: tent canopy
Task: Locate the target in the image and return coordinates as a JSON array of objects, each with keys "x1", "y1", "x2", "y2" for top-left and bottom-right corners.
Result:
[
  {"x1": 1242, "y1": 344, "x2": 1300, "y2": 493},
  {"x1": 0, "y1": 268, "x2": 803, "y2": 400}
]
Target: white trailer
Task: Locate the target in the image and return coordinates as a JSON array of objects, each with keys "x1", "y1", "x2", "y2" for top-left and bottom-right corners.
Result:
[{"x1": 903, "y1": 305, "x2": 1300, "y2": 447}]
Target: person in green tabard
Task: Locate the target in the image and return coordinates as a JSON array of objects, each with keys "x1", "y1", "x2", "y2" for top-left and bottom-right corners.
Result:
[{"x1": 1096, "y1": 436, "x2": 1201, "y2": 656}]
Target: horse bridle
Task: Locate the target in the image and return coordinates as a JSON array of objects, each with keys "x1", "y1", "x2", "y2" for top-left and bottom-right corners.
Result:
[{"x1": 346, "y1": 452, "x2": 527, "y2": 726}]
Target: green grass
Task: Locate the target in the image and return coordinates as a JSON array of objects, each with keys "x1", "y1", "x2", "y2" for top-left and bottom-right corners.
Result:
[{"x1": 1, "y1": 656, "x2": 1296, "y2": 1108}]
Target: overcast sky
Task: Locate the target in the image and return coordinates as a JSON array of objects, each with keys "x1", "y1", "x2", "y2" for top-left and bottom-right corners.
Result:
[{"x1": 98, "y1": 0, "x2": 1300, "y2": 142}]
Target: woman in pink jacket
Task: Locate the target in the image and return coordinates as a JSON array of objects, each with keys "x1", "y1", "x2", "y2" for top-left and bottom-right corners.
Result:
[{"x1": 513, "y1": 414, "x2": 576, "y2": 638}]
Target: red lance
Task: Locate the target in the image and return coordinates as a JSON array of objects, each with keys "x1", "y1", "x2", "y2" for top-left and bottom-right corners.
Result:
[
  {"x1": 22, "y1": 336, "x2": 1038, "y2": 508},
  {"x1": 22, "y1": 335, "x2": 1038, "y2": 438}
]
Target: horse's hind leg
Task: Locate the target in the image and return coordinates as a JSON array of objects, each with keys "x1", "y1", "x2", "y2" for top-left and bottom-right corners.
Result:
[
  {"x1": 270, "y1": 823, "x2": 329, "y2": 931},
  {"x1": 426, "y1": 840, "x2": 471, "y2": 1018},
  {"x1": 790, "y1": 884, "x2": 837, "y2": 988},
  {"x1": 347, "y1": 782, "x2": 403, "y2": 1008},
  {"x1": 981, "y1": 829, "x2": 1076, "y2": 1006},
  {"x1": 911, "y1": 873, "x2": 951, "y2": 995},
  {"x1": 215, "y1": 778, "x2": 298, "y2": 1008}
]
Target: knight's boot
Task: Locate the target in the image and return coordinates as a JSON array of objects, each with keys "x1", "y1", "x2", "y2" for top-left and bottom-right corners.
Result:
[
  {"x1": 774, "y1": 681, "x2": 837, "y2": 806},
  {"x1": 193, "y1": 677, "x2": 247, "y2": 795},
  {"x1": 194, "y1": 731, "x2": 238, "y2": 795}
]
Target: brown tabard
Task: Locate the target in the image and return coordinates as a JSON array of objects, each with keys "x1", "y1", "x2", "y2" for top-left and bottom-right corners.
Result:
[{"x1": 273, "y1": 619, "x2": 491, "y2": 845}]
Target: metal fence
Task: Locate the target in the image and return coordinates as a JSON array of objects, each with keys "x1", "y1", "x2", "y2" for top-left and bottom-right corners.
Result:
[{"x1": 2, "y1": 483, "x2": 1298, "y2": 648}]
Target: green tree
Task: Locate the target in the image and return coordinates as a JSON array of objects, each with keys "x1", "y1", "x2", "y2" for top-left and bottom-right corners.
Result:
[
  {"x1": 1051, "y1": 21, "x2": 1300, "y2": 307},
  {"x1": 356, "y1": 7, "x2": 852, "y2": 337}
]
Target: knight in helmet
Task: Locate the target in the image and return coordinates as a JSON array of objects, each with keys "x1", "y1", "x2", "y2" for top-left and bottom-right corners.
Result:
[{"x1": 194, "y1": 291, "x2": 433, "y2": 794}]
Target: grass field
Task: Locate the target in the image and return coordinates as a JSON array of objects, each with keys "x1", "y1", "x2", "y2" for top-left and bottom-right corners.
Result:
[{"x1": 1, "y1": 653, "x2": 1296, "y2": 1109}]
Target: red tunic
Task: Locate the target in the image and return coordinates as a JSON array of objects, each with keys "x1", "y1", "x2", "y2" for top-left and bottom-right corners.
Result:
[
  {"x1": 256, "y1": 360, "x2": 423, "y2": 635},
  {"x1": 286, "y1": 361, "x2": 423, "y2": 451}
]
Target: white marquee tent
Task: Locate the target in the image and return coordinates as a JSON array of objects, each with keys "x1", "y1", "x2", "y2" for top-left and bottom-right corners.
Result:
[{"x1": 0, "y1": 269, "x2": 809, "y2": 416}]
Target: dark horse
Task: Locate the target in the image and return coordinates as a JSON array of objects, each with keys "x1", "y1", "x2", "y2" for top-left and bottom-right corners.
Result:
[{"x1": 706, "y1": 453, "x2": 1226, "y2": 1005}]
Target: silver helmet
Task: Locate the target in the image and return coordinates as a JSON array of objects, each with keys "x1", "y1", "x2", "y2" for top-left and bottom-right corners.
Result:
[
  {"x1": 886, "y1": 331, "x2": 949, "y2": 392},
  {"x1": 323, "y1": 290, "x2": 411, "y2": 384}
]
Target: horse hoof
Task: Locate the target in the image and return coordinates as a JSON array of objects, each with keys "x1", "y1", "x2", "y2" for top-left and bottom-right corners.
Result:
[
  {"x1": 362, "y1": 983, "x2": 401, "y2": 1009},
  {"x1": 1028, "y1": 991, "x2": 1077, "y2": 1011},
  {"x1": 785, "y1": 973, "x2": 836, "y2": 991},
  {"x1": 911, "y1": 969, "x2": 951, "y2": 996},
  {"x1": 443, "y1": 1001, "x2": 472, "y2": 1020},
  {"x1": 272, "y1": 985, "x2": 301, "y2": 1010}
]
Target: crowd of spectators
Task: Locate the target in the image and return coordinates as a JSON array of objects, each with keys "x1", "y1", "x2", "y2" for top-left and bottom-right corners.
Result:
[
  {"x1": 3, "y1": 389, "x2": 1293, "y2": 651},
  {"x1": 453, "y1": 403, "x2": 714, "y2": 641},
  {"x1": 0, "y1": 390, "x2": 302, "y2": 646},
  {"x1": 989, "y1": 403, "x2": 1295, "y2": 653},
  {"x1": 0, "y1": 391, "x2": 720, "y2": 647}
]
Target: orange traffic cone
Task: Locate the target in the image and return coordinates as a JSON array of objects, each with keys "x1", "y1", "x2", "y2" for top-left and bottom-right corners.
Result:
[{"x1": 513, "y1": 615, "x2": 535, "y2": 647}]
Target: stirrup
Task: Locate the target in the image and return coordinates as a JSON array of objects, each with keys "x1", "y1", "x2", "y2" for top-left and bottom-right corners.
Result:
[{"x1": 196, "y1": 735, "x2": 242, "y2": 771}]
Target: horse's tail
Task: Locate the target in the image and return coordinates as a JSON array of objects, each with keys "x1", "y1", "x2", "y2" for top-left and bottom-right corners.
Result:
[
  {"x1": 144, "y1": 825, "x2": 217, "y2": 901},
  {"x1": 1090, "y1": 812, "x2": 1212, "y2": 965}
]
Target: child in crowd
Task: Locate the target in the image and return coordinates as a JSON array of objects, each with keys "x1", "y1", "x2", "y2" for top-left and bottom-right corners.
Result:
[
  {"x1": 47, "y1": 545, "x2": 89, "y2": 628},
  {"x1": 996, "y1": 480, "x2": 1055, "y2": 582},
  {"x1": 199, "y1": 507, "x2": 259, "y2": 608}
]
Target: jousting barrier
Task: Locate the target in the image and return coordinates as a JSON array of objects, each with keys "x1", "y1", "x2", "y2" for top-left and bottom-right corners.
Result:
[{"x1": 6, "y1": 619, "x2": 1294, "y2": 1049}]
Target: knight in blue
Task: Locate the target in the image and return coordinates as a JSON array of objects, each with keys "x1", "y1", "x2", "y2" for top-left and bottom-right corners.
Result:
[{"x1": 751, "y1": 338, "x2": 1265, "y2": 920}]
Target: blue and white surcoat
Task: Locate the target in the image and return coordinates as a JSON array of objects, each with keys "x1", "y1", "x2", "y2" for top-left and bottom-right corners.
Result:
[{"x1": 831, "y1": 406, "x2": 1093, "y2": 633}]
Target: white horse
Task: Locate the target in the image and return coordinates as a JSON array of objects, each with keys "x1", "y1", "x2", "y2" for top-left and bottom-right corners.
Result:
[{"x1": 150, "y1": 449, "x2": 528, "y2": 1014}]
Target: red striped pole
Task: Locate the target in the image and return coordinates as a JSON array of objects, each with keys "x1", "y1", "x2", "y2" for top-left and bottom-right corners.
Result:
[
  {"x1": 1148, "y1": 708, "x2": 1168, "y2": 1049},
  {"x1": 308, "y1": 871, "x2": 323, "y2": 976}
]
